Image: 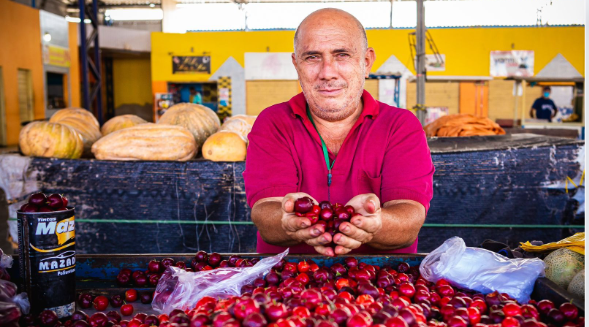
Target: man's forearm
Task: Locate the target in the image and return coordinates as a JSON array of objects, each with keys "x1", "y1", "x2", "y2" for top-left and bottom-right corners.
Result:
[
  {"x1": 251, "y1": 200, "x2": 299, "y2": 247},
  {"x1": 367, "y1": 201, "x2": 425, "y2": 250}
]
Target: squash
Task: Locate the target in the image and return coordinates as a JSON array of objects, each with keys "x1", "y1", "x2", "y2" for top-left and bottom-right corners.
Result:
[
  {"x1": 102, "y1": 115, "x2": 148, "y2": 136},
  {"x1": 157, "y1": 103, "x2": 220, "y2": 152},
  {"x1": 49, "y1": 108, "x2": 102, "y2": 156},
  {"x1": 202, "y1": 131, "x2": 247, "y2": 162},
  {"x1": 19, "y1": 121, "x2": 84, "y2": 159},
  {"x1": 50, "y1": 107, "x2": 100, "y2": 130},
  {"x1": 91, "y1": 123, "x2": 196, "y2": 161},
  {"x1": 220, "y1": 118, "x2": 251, "y2": 143},
  {"x1": 225, "y1": 114, "x2": 257, "y2": 126},
  {"x1": 56, "y1": 116, "x2": 102, "y2": 155}
]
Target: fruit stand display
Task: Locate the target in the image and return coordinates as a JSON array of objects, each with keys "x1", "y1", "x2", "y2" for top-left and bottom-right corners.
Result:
[
  {"x1": 5, "y1": 252, "x2": 584, "y2": 327},
  {"x1": 0, "y1": 133, "x2": 583, "y2": 254}
]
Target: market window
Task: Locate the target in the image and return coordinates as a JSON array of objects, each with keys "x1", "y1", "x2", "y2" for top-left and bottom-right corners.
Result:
[
  {"x1": 46, "y1": 72, "x2": 67, "y2": 110},
  {"x1": 17, "y1": 68, "x2": 34, "y2": 124}
]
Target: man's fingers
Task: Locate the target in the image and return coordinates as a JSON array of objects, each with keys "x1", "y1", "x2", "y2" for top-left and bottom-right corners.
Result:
[
  {"x1": 334, "y1": 245, "x2": 353, "y2": 255},
  {"x1": 314, "y1": 245, "x2": 335, "y2": 257},
  {"x1": 363, "y1": 195, "x2": 381, "y2": 214},
  {"x1": 283, "y1": 216, "x2": 312, "y2": 232},
  {"x1": 304, "y1": 232, "x2": 332, "y2": 247},
  {"x1": 338, "y1": 222, "x2": 372, "y2": 243},
  {"x1": 349, "y1": 215, "x2": 382, "y2": 234},
  {"x1": 282, "y1": 192, "x2": 319, "y2": 212},
  {"x1": 283, "y1": 198, "x2": 295, "y2": 213},
  {"x1": 345, "y1": 193, "x2": 380, "y2": 215},
  {"x1": 333, "y1": 233, "x2": 362, "y2": 249}
]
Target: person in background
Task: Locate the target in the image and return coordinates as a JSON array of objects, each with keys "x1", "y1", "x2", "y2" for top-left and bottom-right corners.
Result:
[
  {"x1": 530, "y1": 86, "x2": 558, "y2": 122},
  {"x1": 189, "y1": 87, "x2": 203, "y2": 105}
]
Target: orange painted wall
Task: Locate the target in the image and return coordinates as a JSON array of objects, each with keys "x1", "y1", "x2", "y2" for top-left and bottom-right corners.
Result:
[
  {"x1": 0, "y1": 0, "x2": 44, "y2": 145},
  {"x1": 68, "y1": 22, "x2": 81, "y2": 108}
]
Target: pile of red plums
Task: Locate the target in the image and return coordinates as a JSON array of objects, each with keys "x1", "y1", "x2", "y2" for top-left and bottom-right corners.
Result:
[{"x1": 20, "y1": 252, "x2": 582, "y2": 327}]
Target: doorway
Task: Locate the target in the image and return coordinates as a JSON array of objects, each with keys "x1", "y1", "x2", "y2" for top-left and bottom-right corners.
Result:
[
  {"x1": 46, "y1": 72, "x2": 67, "y2": 110},
  {"x1": 17, "y1": 69, "x2": 34, "y2": 124},
  {"x1": 0, "y1": 67, "x2": 6, "y2": 146}
]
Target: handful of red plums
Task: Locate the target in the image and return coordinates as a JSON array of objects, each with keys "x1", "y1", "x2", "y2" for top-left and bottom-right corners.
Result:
[
  {"x1": 293, "y1": 196, "x2": 360, "y2": 238},
  {"x1": 18, "y1": 192, "x2": 69, "y2": 213}
]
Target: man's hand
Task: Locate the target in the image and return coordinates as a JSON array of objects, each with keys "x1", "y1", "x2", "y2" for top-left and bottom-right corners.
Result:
[
  {"x1": 281, "y1": 193, "x2": 335, "y2": 256},
  {"x1": 332, "y1": 193, "x2": 383, "y2": 255}
]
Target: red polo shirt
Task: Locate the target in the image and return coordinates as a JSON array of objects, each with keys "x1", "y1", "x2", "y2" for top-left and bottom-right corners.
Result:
[{"x1": 244, "y1": 90, "x2": 434, "y2": 254}]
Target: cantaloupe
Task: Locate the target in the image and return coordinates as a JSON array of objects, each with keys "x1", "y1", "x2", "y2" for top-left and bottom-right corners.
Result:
[
  {"x1": 544, "y1": 248, "x2": 585, "y2": 289},
  {"x1": 567, "y1": 268, "x2": 584, "y2": 298}
]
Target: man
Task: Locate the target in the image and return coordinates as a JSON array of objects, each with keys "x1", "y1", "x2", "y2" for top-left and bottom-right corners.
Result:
[
  {"x1": 530, "y1": 86, "x2": 558, "y2": 122},
  {"x1": 243, "y1": 9, "x2": 434, "y2": 256},
  {"x1": 189, "y1": 87, "x2": 203, "y2": 105}
]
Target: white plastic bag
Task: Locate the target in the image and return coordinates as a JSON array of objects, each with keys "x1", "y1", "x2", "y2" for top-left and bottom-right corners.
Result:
[
  {"x1": 0, "y1": 249, "x2": 30, "y2": 315},
  {"x1": 420, "y1": 237, "x2": 545, "y2": 303},
  {"x1": 152, "y1": 249, "x2": 288, "y2": 314}
]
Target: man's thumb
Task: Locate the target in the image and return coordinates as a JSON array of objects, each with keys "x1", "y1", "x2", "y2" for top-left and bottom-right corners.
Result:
[
  {"x1": 364, "y1": 197, "x2": 379, "y2": 214},
  {"x1": 283, "y1": 198, "x2": 295, "y2": 213}
]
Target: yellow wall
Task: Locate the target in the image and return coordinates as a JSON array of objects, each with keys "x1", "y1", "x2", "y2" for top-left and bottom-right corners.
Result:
[
  {"x1": 406, "y1": 81, "x2": 461, "y2": 115},
  {"x1": 151, "y1": 26, "x2": 584, "y2": 84},
  {"x1": 0, "y1": 0, "x2": 44, "y2": 145},
  {"x1": 151, "y1": 26, "x2": 583, "y2": 120},
  {"x1": 68, "y1": 22, "x2": 81, "y2": 108},
  {"x1": 113, "y1": 58, "x2": 152, "y2": 108}
]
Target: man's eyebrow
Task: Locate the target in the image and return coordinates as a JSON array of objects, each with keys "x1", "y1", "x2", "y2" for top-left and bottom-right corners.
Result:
[
  {"x1": 301, "y1": 50, "x2": 321, "y2": 57},
  {"x1": 332, "y1": 48, "x2": 352, "y2": 53}
]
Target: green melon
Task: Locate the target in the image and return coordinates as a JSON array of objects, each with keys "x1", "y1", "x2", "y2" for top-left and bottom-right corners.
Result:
[
  {"x1": 567, "y1": 268, "x2": 584, "y2": 298},
  {"x1": 544, "y1": 248, "x2": 585, "y2": 289}
]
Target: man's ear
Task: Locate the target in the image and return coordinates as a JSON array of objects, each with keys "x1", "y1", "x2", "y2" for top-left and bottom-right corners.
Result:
[{"x1": 364, "y1": 47, "x2": 376, "y2": 78}]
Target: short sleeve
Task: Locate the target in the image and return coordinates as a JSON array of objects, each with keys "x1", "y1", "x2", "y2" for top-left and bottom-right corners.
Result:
[
  {"x1": 243, "y1": 107, "x2": 299, "y2": 208},
  {"x1": 532, "y1": 99, "x2": 541, "y2": 110},
  {"x1": 380, "y1": 111, "x2": 434, "y2": 211}
]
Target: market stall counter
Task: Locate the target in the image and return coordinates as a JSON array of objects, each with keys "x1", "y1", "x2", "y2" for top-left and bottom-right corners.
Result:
[{"x1": 0, "y1": 133, "x2": 584, "y2": 254}]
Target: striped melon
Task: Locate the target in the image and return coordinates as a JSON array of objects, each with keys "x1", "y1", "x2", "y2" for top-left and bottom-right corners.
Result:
[{"x1": 19, "y1": 121, "x2": 84, "y2": 159}]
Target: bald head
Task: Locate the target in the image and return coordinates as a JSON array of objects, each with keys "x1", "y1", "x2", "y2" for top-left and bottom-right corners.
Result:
[{"x1": 294, "y1": 8, "x2": 368, "y2": 55}]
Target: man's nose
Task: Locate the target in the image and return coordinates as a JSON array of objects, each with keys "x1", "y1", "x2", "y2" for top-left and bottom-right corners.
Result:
[{"x1": 318, "y1": 56, "x2": 338, "y2": 80}]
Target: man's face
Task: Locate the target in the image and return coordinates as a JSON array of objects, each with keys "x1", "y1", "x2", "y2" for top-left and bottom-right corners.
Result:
[{"x1": 292, "y1": 19, "x2": 375, "y2": 122}]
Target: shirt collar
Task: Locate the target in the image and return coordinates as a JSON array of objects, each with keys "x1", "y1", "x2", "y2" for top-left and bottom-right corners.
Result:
[{"x1": 289, "y1": 90, "x2": 380, "y2": 120}]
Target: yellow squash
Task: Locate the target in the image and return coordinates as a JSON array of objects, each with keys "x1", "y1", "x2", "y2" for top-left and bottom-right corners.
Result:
[
  {"x1": 19, "y1": 121, "x2": 84, "y2": 159},
  {"x1": 91, "y1": 123, "x2": 197, "y2": 161}
]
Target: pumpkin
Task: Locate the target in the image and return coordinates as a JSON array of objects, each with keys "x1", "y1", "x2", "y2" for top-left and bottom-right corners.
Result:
[
  {"x1": 102, "y1": 115, "x2": 148, "y2": 136},
  {"x1": 91, "y1": 123, "x2": 196, "y2": 161},
  {"x1": 220, "y1": 118, "x2": 251, "y2": 143},
  {"x1": 56, "y1": 116, "x2": 102, "y2": 155},
  {"x1": 202, "y1": 131, "x2": 247, "y2": 162},
  {"x1": 157, "y1": 103, "x2": 220, "y2": 152},
  {"x1": 19, "y1": 121, "x2": 84, "y2": 159},
  {"x1": 225, "y1": 114, "x2": 257, "y2": 126},
  {"x1": 50, "y1": 107, "x2": 100, "y2": 130}
]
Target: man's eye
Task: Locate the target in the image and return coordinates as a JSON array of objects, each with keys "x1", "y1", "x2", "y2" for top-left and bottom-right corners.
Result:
[
  {"x1": 306, "y1": 55, "x2": 319, "y2": 60},
  {"x1": 336, "y1": 53, "x2": 350, "y2": 58}
]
